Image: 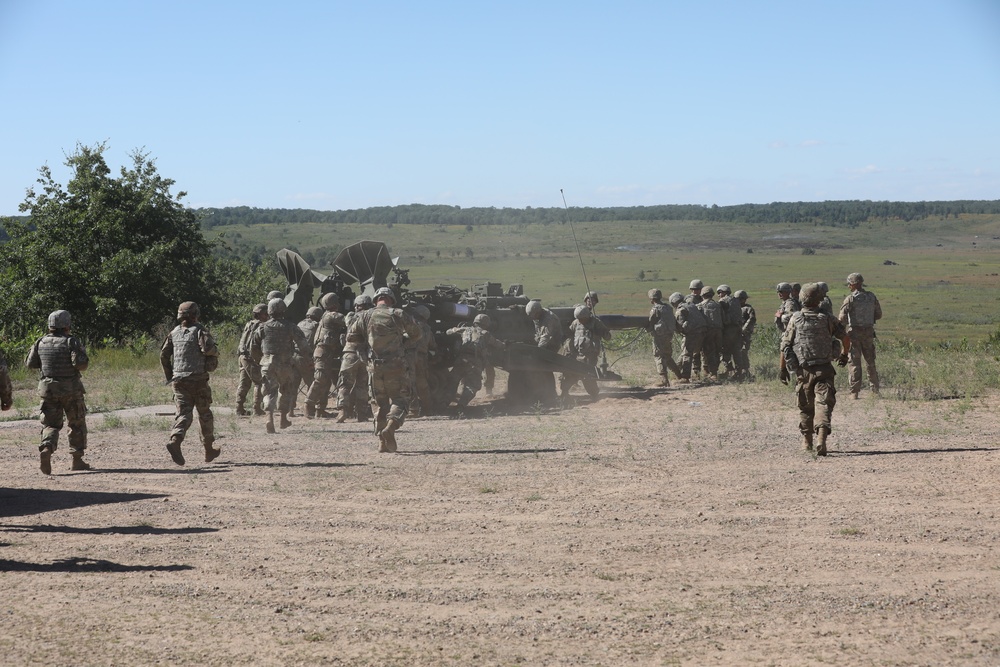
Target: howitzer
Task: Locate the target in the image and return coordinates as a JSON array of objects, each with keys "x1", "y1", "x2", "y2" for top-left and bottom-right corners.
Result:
[{"x1": 275, "y1": 241, "x2": 647, "y2": 395}]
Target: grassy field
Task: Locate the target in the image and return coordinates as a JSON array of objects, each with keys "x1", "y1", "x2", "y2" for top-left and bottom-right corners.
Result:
[{"x1": 220, "y1": 214, "x2": 1000, "y2": 345}]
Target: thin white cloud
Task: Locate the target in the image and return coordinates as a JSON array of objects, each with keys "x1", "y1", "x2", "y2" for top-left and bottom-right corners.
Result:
[
  {"x1": 768, "y1": 141, "x2": 788, "y2": 149},
  {"x1": 799, "y1": 139, "x2": 823, "y2": 148}
]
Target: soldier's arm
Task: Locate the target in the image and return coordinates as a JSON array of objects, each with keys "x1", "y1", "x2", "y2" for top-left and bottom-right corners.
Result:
[
  {"x1": 160, "y1": 336, "x2": 174, "y2": 382},
  {"x1": 70, "y1": 337, "x2": 89, "y2": 372},
  {"x1": 249, "y1": 328, "x2": 264, "y2": 363},
  {"x1": 838, "y1": 295, "x2": 851, "y2": 324},
  {"x1": 200, "y1": 328, "x2": 220, "y2": 372},
  {"x1": 25, "y1": 340, "x2": 41, "y2": 370},
  {"x1": 831, "y1": 319, "x2": 851, "y2": 362},
  {"x1": 873, "y1": 294, "x2": 883, "y2": 322},
  {"x1": 293, "y1": 326, "x2": 312, "y2": 357}
]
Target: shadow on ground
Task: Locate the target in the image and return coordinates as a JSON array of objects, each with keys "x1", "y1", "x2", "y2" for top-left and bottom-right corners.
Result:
[
  {"x1": 0, "y1": 557, "x2": 194, "y2": 573},
  {"x1": 0, "y1": 488, "x2": 167, "y2": 518}
]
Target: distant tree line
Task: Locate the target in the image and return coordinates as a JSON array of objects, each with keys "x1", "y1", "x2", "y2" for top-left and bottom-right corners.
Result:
[{"x1": 194, "y1": 200, "x2": 1000, "y2": 230}]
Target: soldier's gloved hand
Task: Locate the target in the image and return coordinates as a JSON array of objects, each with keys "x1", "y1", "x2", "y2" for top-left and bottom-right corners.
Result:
[
  {"x1": 837, "y1": 354, "x2": 848, "y2": 367},
  {"x1": 779, "y1": 367, "x2": 790, "y2": 385}
]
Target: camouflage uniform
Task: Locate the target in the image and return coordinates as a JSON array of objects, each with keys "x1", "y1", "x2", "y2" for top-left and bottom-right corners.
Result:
[
  {"x1": 236, "y1": 305, "x2": 267, "y2": 416},
  {"x1": 411, "y1": 310, "x2": 437, "y2": 416},
  {"x1": 306, "y1": 310, "x2": 346, "y2": 418},
  {"x1": 781, "y1": 284, "x2": 849, "y2": 455},
  {"x1": 774, "y1": 282, "x2": 801, "y2": 332},
  {"x1": 697, "y1": 288, "x2": 723, "y2": 379},
  {"x1": 839, "y1": 275, "x2": 882, "y2": 397},
  {"x1": 671, "y1": 294, "x2": 707, "y2": 382},
  {"x1": 336, "y1": 304, "x2": 373, "y2": 422},
  {"x1": 26, "y1": 313, "x2": 90, "y2": 473},
  {"x1": 648, "y1": 291, "x2": 681, "y2": 385},
  {"x1": 560, "y1": 308, "x2": 611, "y2": 397},
  {"x1": 290, "y1": 310, "x2": 321, "y2": 414},
  {"x1": 737, "y1": 292, "x2": 757, "y2": 380},
  {"x1": 0, "y1": 351, "x2": 12, "y2": 411},
  {"x1": 160, "y1": 306, "x2": 220, "y2": 464},
  {"x1": 446, "y1": 320, "x2": 505, "y2": 407},
  {"x1": 529, "y1": 303, "x2": 563, "y2": 404},
  {"x1": 251, "y1": 300, "x2": 311, "y2": 432},
  {"x1": 346, "y1": 296, "x2": 422, "y2": 452},
  {"x1": 717, "y1": 286, "x2": 742, "y2": 376}
]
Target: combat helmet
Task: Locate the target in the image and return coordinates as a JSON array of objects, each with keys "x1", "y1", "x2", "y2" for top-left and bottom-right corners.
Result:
[
  {"x1": 307, "y1": 306, "x2": 323, "y2": 320},
  {"x1": 574, "y1": 305, "x2": 591, "y2": 320},
  {"x1": 776, "y1": 282, "x2": 792, "y2": 293},
  {"x1": 266, "y1": 290, "x2": 284, "y2": 301},
  {"x1": 267, "y1": 297, "x2": 287, "y2": 317},
  {"x1": 373, "y1": 287, "x2": 395, "y2": 305},
  {"x1": 583, "y1": 291, "x2": 599, "y2": 306},
  {"x1": 689, "y1": 279, "x2": 704, "y2": 291},
  {"x1": 177, "y1": 301, "x2": 200, "y2": 320},
  {"x1": 321, "y1": 311, "x2": 340, "y2": 330},
  {"x1": 800, "y1": 283, "x2": 823, "y2": 308},
  {"x1": 525, "y1": 300, "x2": 543, "y2": 317},
  {"x1": 668, "y1": 292, "x2": 684, "y2": 306},
  {"x1": 816, "y1": 282, "x2": 829, "y2": 295},
  {"x1": 252, "y1": 303, "x2": 268, "y2": 316},
  {"x1": 717, "y1": 284, "x2": 732, "y2": 295},
  {"x1": 354, "y1": 295, "x2": 373, "y2": 308},
  {"x1": 647, "y1": 288, "x2": 662, "y2": 300},
  {"x1": 700, "y1": 286, "x2": 715, "y2": 298},
  {"x1": 473, "y1": 313, "x2": 492, "y2": 330},
  {"x1": 734, "y1": 290, "x2": 748, "y2": 299},
  {"x1": 47, "y1": 309, "x2": 72, "y2": 330},
  {"x1": 846, "y1": 272, "x2": 864, "y2": 286},
  {"x1": 319, "y1": 292, "x2": 340, "y2": 311}
]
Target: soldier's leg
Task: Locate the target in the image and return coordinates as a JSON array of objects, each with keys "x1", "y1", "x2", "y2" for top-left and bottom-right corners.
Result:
[
  {"x1": 170, "y1": 381, "x2": 196, "y2": 446},
  {"x1": 862, "y1": 336, "x2": 879, "y2": 393},
  {"x1": 378, "y1": 362, "x2": 411, "y2": 453},
  {"x1": 236, "y1": 358, "x2": 252, "y2": 414},
  {"x1": 458, "y1": 364, "x2": 482, "y2": 407},
  {"x1": 814, "y1": 369, "x2": 837, "y2": 455},
  {"x1": 39, "y1": 397, "x2": 65, "y2": 453},
  {"x1": 194, "y1": 380, "x2": 219, "y2": 461},
  {"x1": 796, "y1": 373, "x2": 815, "y2": 442},
  {"x1": 276, "y1": 366, "x2": 295, "y2": 429},
  {"x1": 848, "y1": 338, "x2": 863, "y2": 396},
  {"x1": 483, "y1": 364, "x2": 495, "y2": 396}
]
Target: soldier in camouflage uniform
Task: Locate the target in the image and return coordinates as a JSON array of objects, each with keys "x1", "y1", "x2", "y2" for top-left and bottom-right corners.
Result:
[
  {"x1": 526, "y1": 299, "x2": 563, "y2": 404},
  {"x1": 305, "y1": 306, "x2": 346, "y2": 419},
  {"x1": 839, "y1": 272, "x2": 882, "y2": 398},
  {"x1": 0, "y1": 350, "x2": 12, "y2": 413},
  {"x1": 685, "y1": 279, "x2": 704, "y2": 304},
  {"x1": 410, "y1": 305, "x2": 437, "y2": 416},
  {"x1": 446, "y1": 314, "x2": 505, "y2": 408},
  {"x1": 780, "y1": 283, "x2": 850, "y2": 456},
  {"x1": 670, "y1": 292, "x2": 707, "y2": 384},
  {"x1": 346, "y1": 287, "x2": 422, "y2": 453},
  {"x1": 698, "y1": 286, "x2": 723, "y2": 380},
  {"x1": 735, "y1": 290, "x2": 756, "y2": 381},
  {"x1": 26, "y1": 310, "x2": 90, "y2": 474},
  {"x1": 647, "y1": 288, "x2": 680, "y2": 386},
  {"x1": 160, "y1": 302, "x2": 220, "y2": 466},
  {"x1": 251, "y1": 298, "x2": 311, "y2": 434},
  {"x1": 560, "y1": 305, "x2": 611, "y2": 399},
  {"x1": 774, "y1": 282, "x2": 800, "y2": 332},
  {"x1": 288, "y1": 306, "x2": 322, "y2": 416},
  {"x1": 236, "y1": 303, "x2": 268, "y2": 416},
  {"x1": 717, "y1": 285, "x2": 742, "y2": 377},
  {"x1": 336, "y1": 294, "x2": 374, "y2": 423}
]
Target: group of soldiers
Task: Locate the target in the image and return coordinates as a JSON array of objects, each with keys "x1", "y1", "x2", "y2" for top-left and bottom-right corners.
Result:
[{"x1": 1, "y1": 272, "x2": 882, "y2": 472}]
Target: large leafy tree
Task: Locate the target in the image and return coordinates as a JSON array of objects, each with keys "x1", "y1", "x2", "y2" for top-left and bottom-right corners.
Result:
[{"x1": 0, "y1": 143, "x2": 219, "y2": 341}]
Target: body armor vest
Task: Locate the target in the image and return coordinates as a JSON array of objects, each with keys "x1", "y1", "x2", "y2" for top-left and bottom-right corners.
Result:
[
  {"x1": 698, "y1": 300, "x2": 723, "y2": 330},
  {"x1": 170, "y1": 325, "x2": 206, "y2": 377},
  {"x1": 357, "y1": 307, "x2": 408, "y2": 359},
  {"x1": 36, "y1": 335, "x2": 76, "y2": 378},
  {"x1": 571, "y1": 321, "x2": 600, "y2": 358},
  {"x1": 259, "y1": 319, "x2": 297, "y2": 359},
  {"x1": 719, "y1": 296, "x2": 741, "y2": 327},
  {"x1": 298, "y1": 319, "x2": 319, "y2": 343},
  {"x1": 651, "y1": 303, "x2": 675, "y2": 336},
  {"x1": 791, "y1": 310, "x2": 833, "y2": 367},
  {"x1": 847, "y1": 291, "x2": 877, "y2": 327},
  {"x1": 678, "y1": 303, "x2": 708, "y2": 334}
]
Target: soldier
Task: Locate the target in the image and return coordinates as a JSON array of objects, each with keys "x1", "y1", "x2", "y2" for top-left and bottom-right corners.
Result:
[
  {"x1": 670, "y1": 292, "x2": 707, "y2": 384},
  {"x1": 685, "y1": 279, "x2": 704, "y2": 304},
  {"x1": 25, "y1": 310, "x2": 90, "y2": 474},
  {"x1": 839, "y1": 272, "x2": 883, "y2": 398},
  {"x1": 236, "y1": 303, "x2": 268, "y2": 416},
  {"x1": 526, "y1": 299, "x2": 563, "y2": 403},
  {"x1": 410, "y1": 305, "x2": 437, "y2": 416},
  {"x1": 774, "y1": 282, "x2": 800, "y2": 332},
  {"x1": 647, "y1": 288, "x2": 680, "y2": 386},
  {"x1": 251, "y1": 298, "x2": 311, "y2": 434},
  {"x1": 816, "y1": 282, "x2": 835, "y2": 317},
  {"x1": 287, "y1": 306, "x2": 322, "y2": 415},
  {"x1": 305, "y1": 309, "x2": 346, "y2": 419},
  {"x1": 717, "y1": 285, "x2": 742, "y2": 377},
  {"x1": 336, "y1": 294, "x2": 374, "y2": 423},
  {"x1": 698, "y1": 286, "x2": 723, "y2": 380},
  {"x1": 160, "y1": 302, "x2": 220, "y2": 466},
  {"x1": 0, "y1": 350, "x2": 12, "y2": 412},
  {"x1": 560, "y1": 305, "x2": 611, "y2": 398},
  {"x1": 780, "y1": 283, "x2": 850, "y2": 455},
  {"x1": 735, "y1": 290, "x2": 756, "y2": 381},
  {"x1": 583, "y1": 291, "x2": 600, "y2": 310},
  {"x1": 446, "y1": 314, "x2": 505, "y2": 408},
  {"x1": 346, "y1": 286, "x2": 422, "y2": 453}
]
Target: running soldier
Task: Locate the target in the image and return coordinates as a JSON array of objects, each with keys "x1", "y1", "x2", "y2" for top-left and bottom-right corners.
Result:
[
  {"x1": 345, "y1": 287, "x2": 422, "y2": 453},
  {"x1": 560, "y1": 305, "x2": 611, "y2": 399},
  {"x1": 670, "y1": 292, "x2": 707, "y2": 384},
  {"x1": 26, "y1": 310, "x2": 90, "y2": 474},
  {"x1": 780, "y1": 283, "x2": 850, "y2": 456},
  {"x1": 446, "y1": 314, "x2": 505, "y2": 408},
  {"x1": 236, "y1": 303, "x2": 268, "y2": 416},
  {"x1": 647, "y1": 288, "x2": 680, "y2": 386},
  {"x1": 251, "y1": 298, "x2": 311, "y2": 434},
  {"x1": 305, "y1": 308, "x2": 346, "y2": 419},
  {"x1": 336, "y1": 294, "x2": 374, "y2": 422},
  {"x1": 839, "y1": 272, "x2": 883, "y2": 398},
  {"x1": 160, "y1": 302, "x2": 220, "y2": 466}
]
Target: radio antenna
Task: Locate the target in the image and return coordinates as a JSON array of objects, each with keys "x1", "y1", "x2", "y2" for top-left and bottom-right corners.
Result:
[{"x1": 561, "y1": 189, "x2": 593, "y2": 311}]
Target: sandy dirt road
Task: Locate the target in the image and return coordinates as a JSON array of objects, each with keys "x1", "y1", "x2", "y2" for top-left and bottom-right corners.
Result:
[{"x1": 1, "y1": 378, "x2": 999, "y2": 666}]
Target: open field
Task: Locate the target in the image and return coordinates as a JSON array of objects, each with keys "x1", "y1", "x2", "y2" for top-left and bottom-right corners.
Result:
[
  {"x1": 220, "y1": 215, "x2": 1000, "y2": 345},
  {"x1": 2, "y1": 368, "x2": 1000, "y2": 665}
]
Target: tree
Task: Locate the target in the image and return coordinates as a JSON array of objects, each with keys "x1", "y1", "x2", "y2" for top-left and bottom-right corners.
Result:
[{"x1": 0, "y1": 143, "x2": 220, "y2": 341}]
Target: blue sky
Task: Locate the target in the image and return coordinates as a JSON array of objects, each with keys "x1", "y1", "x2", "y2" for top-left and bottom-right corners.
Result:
[{"x1": 1, "y1": 0, "x2": 998, "y2": 215}]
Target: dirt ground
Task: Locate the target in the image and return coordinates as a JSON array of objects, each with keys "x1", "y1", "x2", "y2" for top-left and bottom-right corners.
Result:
[{"x1": 2, "y1": 374, "x2": 999, "y2": 666}]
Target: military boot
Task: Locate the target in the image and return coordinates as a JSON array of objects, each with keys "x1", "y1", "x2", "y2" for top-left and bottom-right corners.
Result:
[
  {"x1": 816, "y1": 427, "x2": 829, "y2": 456},
  {"x1": 204, "y1": 441, "x2": 221, "y2": 463},
  {"x1": 658, "y1": 375, "x2": 671, "y2": 387},
  {"x1": 304, "y1": 403, "x2": 316, "y2": 420},
  {"x1": 801, "y1": 431, "x2": 813, "y2": 451},
  {"x1": 71, "y1": 452, "x2": 91, "y2": 471},
  {"x1": 39, "y1": 447, "x2": 52, "y2": 475},
  {"x1": 236, "y1": 405, "x2": 250, "y2": 417},
  {"x1": 336, "y1": 410, "x2": 350, "y2": 424},
  {"x1": 279, "y1": 412, "x2": 292, "y2": 429},
  {"x1": 166, "y1": 439, "x2": 185, "y2": 466},
  {"x1": 378, "y1": 418, "x2": 399, "y2": 453},
  {"x1": 265, "y1": 413, "x2": 276, "y2": 434}
]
